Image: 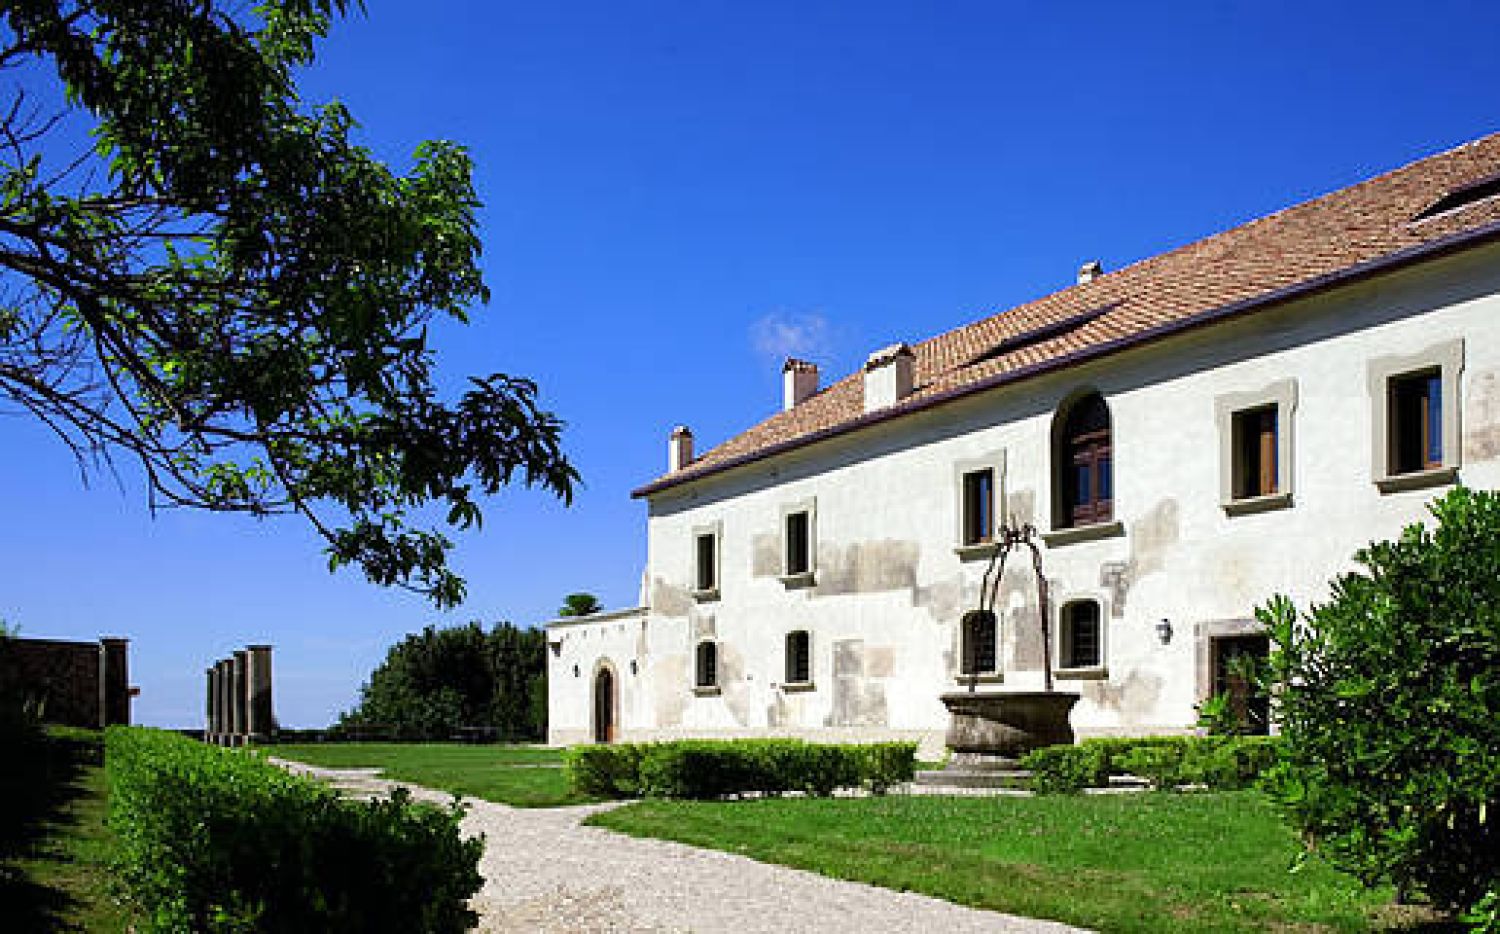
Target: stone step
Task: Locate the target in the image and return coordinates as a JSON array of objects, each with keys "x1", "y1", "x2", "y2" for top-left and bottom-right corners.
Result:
[{"x1": 912, "y1": 768, "x2": 1034, "y2": 790}]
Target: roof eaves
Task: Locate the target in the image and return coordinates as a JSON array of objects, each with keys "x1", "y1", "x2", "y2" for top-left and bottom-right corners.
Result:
[{"x1": 632, "y1": 217, "x2": 1500, "y2": 500}]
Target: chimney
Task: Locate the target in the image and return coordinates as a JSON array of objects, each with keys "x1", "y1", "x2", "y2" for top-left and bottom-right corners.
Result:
[
  {"x1": 782, "y1": 358, "x2": 819, "y2": 411},
  {"x1": 1077, "y1": 260, "x2": 1103, "y2": 285},
  {"x1": 668, "y1": 425, "x2": 694, "y2": 472},
  {"x1": 863, "y1": 343, "x2": 915, "y2": 413}
]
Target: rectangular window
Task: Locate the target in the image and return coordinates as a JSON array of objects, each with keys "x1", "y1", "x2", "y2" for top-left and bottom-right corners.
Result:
[
  {"x1": 1062, "y1": 602, "x2": 1101, "y2": 669},
  {"x1": 1231, "y1": 405, "x2": 1279, "y2": 499},
  {"x1": 961, "y1": 469, "x2": 995, "y2": 545},
  {"x1": 785, "y1": 631, "x2": 811, "y2": 684},
  {"x1": 1390, "y1": 370, "x2": 1442, "y2": 474},
  {"x1": 785, "y1": 511, "x2": 811, "y2": 575},
  {"x1": 695, "y1": 533, "x2": 717, "y2": 592},
  {"x1": 960, "y1": 610, "x2": 998, "y2": 675},
  {"x1": 695, "y1": 641, "x2": 718, "y2": 688}
]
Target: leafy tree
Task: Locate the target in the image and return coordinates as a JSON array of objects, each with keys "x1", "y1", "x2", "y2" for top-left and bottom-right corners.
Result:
[
  {"x1": 341, "y1": 621, "x2": 547, "y2": 740},
  {"x1": 557, "y1": 592, "x2": 601, "y2": 617},
  {"x1": 0, "y1": 1, "x2": 576, "y2": 606},
  {"x1": 1260, "y1": 486, "x2": 1499, "y2": 924}
]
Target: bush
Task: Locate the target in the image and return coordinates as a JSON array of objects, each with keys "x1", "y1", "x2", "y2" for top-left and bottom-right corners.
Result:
[
  {"x1": 1022, "y1": 735, "x2": 1281, "y2": 794},
  {"x1": 1260, "y1": 486, "x2": 1500, "y2": 922},
  {"x1": 106, "y1": 727, "x2": 483, "y2": 932},
  {"x1": 564, "y1": 738, "x2": 917, "y2": 800},
  {"x1": 563, "y1": 743, "x2": 648, "y2": 797}
]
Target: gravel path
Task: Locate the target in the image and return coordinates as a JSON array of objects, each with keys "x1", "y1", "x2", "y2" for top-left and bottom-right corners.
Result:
[{"x1": 273, "y1": 758, "x2": 1083, "y2": 933}]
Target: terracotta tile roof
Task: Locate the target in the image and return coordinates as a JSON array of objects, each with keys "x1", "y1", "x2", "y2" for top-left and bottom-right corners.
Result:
[{"x1": 635, "y1": 132, "x2": 1500, "y2": 498}]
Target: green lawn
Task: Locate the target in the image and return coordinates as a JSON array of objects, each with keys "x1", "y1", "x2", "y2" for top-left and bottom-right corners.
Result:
[
  {"x1": 261, "y1": 742, "x2": 594, "y2": 807},
  {"x1": 588, "y1": 791, "x2": 1425, "y2": 933},
  {"x1": 0, "y1": 728, "x2": 136, "y2": 931}
]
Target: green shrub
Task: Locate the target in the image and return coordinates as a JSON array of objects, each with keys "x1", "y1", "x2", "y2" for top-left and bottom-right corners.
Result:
[
  {"x1": 564, "y1": 738, "x2": 916, "y2": 800},
  {"x1": 563, "y1": 742, "x2": 648, "y2": 797},
  {"x1": 1024, "y1": 735, "x2": 1281, "y2": 794},
  {"x1": 106, "y1": 727, "x2": 482, "y2": 932},
  {"x1": 1260, "y1": 486, "x2": 1500, "y2": 923},
  {"x1": 1020, "y1": 744, "x2": 1107, "y2": 794}
]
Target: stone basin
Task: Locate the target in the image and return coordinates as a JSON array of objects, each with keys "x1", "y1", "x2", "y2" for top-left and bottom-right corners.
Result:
[{"x1": 940, "y1": 690, "x2": 1080, "y2": 758}]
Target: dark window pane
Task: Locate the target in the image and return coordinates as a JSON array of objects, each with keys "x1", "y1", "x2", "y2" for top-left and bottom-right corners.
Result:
[
  {"x1": 961, "y1": 611, "x2": 997, "y2": 674},
  {"x1": 1064, "y1": 602, "x2": 1101, "y2": 668},
  {"x1": 1097, "y1": 455, "x2": 1112, "y2": 501},
  {"x1": 1075, "y1": 463, "x2": 1091, "y2": 505},
  {"x1": 696, "y1": 642, "x2": 717, "y2": 687},
  {"x1": 786, "y1": 511, "x2": 810, "y2": 574},
  {"x1": 786, "y1": 631, "x2": 810, "y2": 683},
  {"x1": 963, "y1": 470, "x2": 994, "y2": 544},
  {"x1": 696, "y1": 535, "x2": 716, "y2": 590},
  {"x1": 1427, "y1": 375, "x2": 1443, "y2": 466}
]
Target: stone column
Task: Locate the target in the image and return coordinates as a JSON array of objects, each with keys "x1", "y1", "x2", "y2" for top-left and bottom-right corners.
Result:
[
  {"x1": 206, "y1": 666, "x2": 216, "y2": 740},
  {"x1": 98, "y1": 637, "x2": 130, "y2": 728},
  {"x1": 217, "y1": 659, "x2": 232, "y2": 745},
  {"x1": 246, "y1": 645, "x2": 274, "y2": 741},
  {"x1": 231, "y1": 650, "x2": 248, "y2": 744}
]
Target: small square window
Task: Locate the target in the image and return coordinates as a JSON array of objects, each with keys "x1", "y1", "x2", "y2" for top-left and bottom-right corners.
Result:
[
  {"x1": 1231, "y1": 405, "x2": 1278, "y2": 500},
  {"x1": 695, "y1": 533, "x2": 717, "y2": 592},
  {"x1": 785, "y1": 511, "x2": 811, "y2": 576},
  {"x1": 961, "y1": 469, "x2": 995, "y2": 546},
  {"x1": 1061, "y1": 601, "x2": 1101, "y2": 670},
  {"x1": 1389, "y1": 369, "x2": 1443, "y2": 475}
]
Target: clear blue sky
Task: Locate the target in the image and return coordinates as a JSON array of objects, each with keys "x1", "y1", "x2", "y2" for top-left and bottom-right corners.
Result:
[{"x1": 2, "y1": 1, "x2": 1497, "y2": 727}]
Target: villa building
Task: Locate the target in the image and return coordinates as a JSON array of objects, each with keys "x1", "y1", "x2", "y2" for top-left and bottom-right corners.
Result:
[{"x1": 547, "y1": 132, "x2": 1500, "y2": 757}]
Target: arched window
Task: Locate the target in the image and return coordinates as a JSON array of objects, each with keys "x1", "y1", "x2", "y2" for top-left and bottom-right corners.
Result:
[
  {"x1": 960, "y1": 609, "x2": 998, "y2": 675},
  {"x1": 785, "y1": 631, "x2": 811, "y2": 684},
  {"x1": 695, "y1": 641, "x2": 718, "y2": 688},
  {"x1": 1054, "y1": 391, "x2": 1113, "y2": 528},
  {"x1": 1060, "y1": 600, "x2": 1102, "y2": 669}
]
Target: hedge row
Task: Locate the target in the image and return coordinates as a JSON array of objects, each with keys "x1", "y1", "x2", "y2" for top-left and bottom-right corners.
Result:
[
  {"x1": 105, "y1": 727, "x2": 483, "y2": 932},
  {"x1": 564, "y1": 738, "x2": 918, "y2": 799},
  {"x1": 1020, "y1": 734, "x2": 1281, "y2": 794}
]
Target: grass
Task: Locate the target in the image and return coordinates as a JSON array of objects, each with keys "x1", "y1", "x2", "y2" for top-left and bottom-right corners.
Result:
[
  {"x1": 260, "y1": 741, "x2": 594, "y2": 807},
  {"x1": 587, "y1": 790, "x2": 1430, "y2": 933},
  {"x1": 0, "y1": 726, "x2": 136, "y2": 931}
]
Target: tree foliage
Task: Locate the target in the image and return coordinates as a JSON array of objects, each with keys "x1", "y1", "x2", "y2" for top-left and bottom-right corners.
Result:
[
  {"x1": 556, "y1": 592, "x2": 601, "y2": 617},
  {"x1": 341, "y1": 621, "x2": 547, "y2": 740},
  {"x1": 1260, "y1": 486, "x2": 1499, "y2": 924},
  {"x1": 0, "y1": 1, "x2": 576, "y2": 606}
]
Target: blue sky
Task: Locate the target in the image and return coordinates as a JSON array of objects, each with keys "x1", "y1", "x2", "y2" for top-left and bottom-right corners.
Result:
[{"x1": 3, "y1": 1, "x2": 1498, "y2": 727}]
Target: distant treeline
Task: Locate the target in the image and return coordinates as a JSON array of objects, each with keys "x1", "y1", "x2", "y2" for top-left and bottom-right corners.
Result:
[{"x1": 339, "y1": 622, "x2": 547, "y2": 741}]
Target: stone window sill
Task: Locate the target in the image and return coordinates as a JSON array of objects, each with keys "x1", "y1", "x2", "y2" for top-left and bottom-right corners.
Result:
[
  {"x1": 1055, "y1": 666, "x2": 1109, "y2": 681},
  {"x1": 780, "y1": 681, "x2": 816, "y2": 693},
  {"x1": 692, "y1": 685, "x2": 721, "y2": 697},
  {"x1": 778, "y1": 571, "x2": 816, "y2": 589},
  {"x1": 1222, "y1": 491, "x2": 1293, "y2": 517},
  {"x1": 953, "y1": 542, "x2": 999, "y2": 562},
  {"x1": 692, "y1": 587, "x2": 721, "y2": 603},
  {"x1": 1041, "y1": 520, "x2": 1124, "y2": 548},
  {"x1": 1374, "y1": 465, "x2": 1458, "y2": 494},
  {"x1": 953, "y1": 672, "x2": 1004, "y2": 685}
]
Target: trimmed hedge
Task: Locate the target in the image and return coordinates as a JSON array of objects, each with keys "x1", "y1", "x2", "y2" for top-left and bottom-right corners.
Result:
[
  {"x1": 564, "y1": 738, "x2": 917, "y2": 800},
  {"x1": 1021, "y1": 735, "x2": 1281, "y2": 794},
  {"x1": 106, "y1": 727, "x2": 483, "y2": 932}
]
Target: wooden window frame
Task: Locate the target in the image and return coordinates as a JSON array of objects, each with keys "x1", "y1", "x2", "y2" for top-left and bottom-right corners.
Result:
[
  {"x1": 1368, "y1": 339, "x2": 1463, "y2": 494},
  {"x1": 1059, "y1": 600, "x2": 1102, "y2": 671},
  {"x1": 784, "y1": 631, "x2": 812, "y2": 686},
  {"x1": 694, "y1": 640, "x2": 718, "y2": 689}
]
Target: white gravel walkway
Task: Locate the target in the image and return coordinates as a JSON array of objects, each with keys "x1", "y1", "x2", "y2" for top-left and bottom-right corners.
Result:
[{"x1": 273, "y1": 758, "x2": 1083, "y2": 933}]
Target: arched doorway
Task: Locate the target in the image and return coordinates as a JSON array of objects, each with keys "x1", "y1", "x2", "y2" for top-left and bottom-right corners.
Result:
[{"x1": 592, "y1": 666, "x2": 615, "y2": 743}]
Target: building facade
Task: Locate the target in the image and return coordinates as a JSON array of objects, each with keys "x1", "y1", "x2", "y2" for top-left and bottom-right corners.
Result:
[{"x1": 547, "y1": 133, "x2": 1500, "y2": 757}]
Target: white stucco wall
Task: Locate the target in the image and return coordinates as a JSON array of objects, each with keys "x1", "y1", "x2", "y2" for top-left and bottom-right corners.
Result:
[{"x1": 549, "y1": 242, "x2": 1500, "y2": 755}]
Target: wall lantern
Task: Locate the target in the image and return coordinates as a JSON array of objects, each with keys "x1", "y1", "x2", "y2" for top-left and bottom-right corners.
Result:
[{"x1": 1155, "y1": 618, "x2": 1174, "y2": 645}]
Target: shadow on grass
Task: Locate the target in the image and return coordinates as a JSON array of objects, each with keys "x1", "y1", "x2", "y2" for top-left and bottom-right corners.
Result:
[{"x1": 0, "y1": 724, "x2": 100, "y2": 931}]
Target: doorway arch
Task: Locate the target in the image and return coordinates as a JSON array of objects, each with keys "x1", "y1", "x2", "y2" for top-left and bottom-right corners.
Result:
[{"x1": 592, "y1": 661, "x2": 617, "y2": 743}]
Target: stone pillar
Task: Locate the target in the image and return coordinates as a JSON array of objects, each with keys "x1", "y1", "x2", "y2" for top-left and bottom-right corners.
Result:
[
  {"x1": 217, "y1": 659, "x2": 232, "y2": 745},
  {"x1": 206, "y1": 666, "x2": 216, "y2": 740},
  {"x1": 99, "y1": 637, "x2": 130, "y2": 727},
  {"x1": 246, "y1": 645, "x2": 274, "y2": 741},
  {"x1": 231, "y1": 650, "x2": 248, "y2": 744}
]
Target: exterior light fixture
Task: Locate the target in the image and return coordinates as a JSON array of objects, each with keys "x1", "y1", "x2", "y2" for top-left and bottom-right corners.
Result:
[{"x1": 1155, "y1": 618, "x2": 1173, "y2": 644}]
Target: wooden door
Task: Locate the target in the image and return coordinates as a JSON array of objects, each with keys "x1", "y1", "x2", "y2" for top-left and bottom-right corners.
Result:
[{"x1": 593, "y1": 668, "x2": 614, "y2": 743}]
